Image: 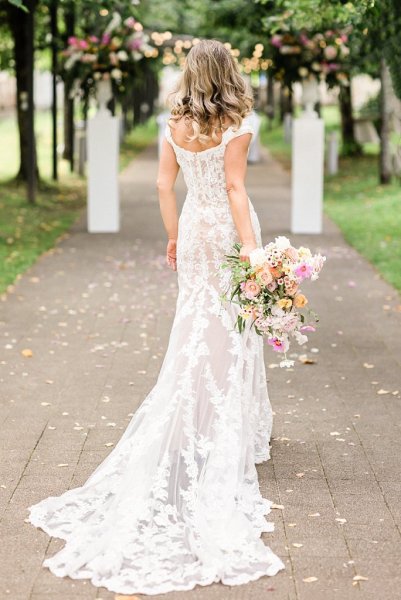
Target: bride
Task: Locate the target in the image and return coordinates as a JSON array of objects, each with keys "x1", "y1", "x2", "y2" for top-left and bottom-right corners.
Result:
[{"x1": 28, "y1": 39, "x2": 285, "y2": 595}]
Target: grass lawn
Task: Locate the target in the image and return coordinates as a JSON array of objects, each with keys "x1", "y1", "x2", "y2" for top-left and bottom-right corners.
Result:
[
  {"x1": 0, "y1": 111, "x2": 157, "y2": 294},
  {"x1": 120, "y1": 117, "x2": 157, "y2": 171},
  {"x1": 325, "y1": 156, "x2": 401, "y2": 291},
  {"x1": 261, "y1": 108, "x2": 401, "y2": 292},
  {"x1": 0, "y1": 179, "x2": 86, "y2": 294}
]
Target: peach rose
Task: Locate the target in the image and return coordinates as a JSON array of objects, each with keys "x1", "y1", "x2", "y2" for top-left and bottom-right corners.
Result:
[
  {"x1": 285, "y1": 246, "x2": 299, "y2": 262},
  {"x1": 259, "y1": 269, "x2": 274, "y2": 286},
  {"x1": 293, "y1": 293, "x2": 308, "y2": 308},
  {"x1": 285, "y1": 280, "x2": 299, "y2": 296},
  {"x1": 244, "y1": 280, "x2": 261, "y2": 299},
  {"x1": 270, "y1": 266, "x2": 283, "y2": 278}
]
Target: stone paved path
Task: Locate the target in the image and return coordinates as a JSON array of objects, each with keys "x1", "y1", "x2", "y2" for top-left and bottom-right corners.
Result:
[{"x1": 1, "y1": 144, "x2": 401, "y2": 600}]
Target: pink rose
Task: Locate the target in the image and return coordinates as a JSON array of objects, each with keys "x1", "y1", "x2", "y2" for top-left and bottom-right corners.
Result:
[
  {"x1": 68, "y1": 36, "x2": 78, "y2": 46},
  {"x1": 244, "y1": 280, "x2": 261, "y2": 299},
  {"x1": 79, "y1": 40, "x2": 89, "y2": 50}
]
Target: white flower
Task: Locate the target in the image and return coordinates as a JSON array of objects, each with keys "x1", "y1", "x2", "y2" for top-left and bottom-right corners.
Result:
[
  {"x1": 111, "y1": 68, "x2": 123, "y2": 80},
  {"x1": 280, "y1": 359, "x2": 295, "y2": 369},
  {"x1": 117, "y1": 50, "x2": 128, "y2": 61},
  {"x1": 294, "y1": 330, "x2": 308, "y2": 345},
  {"x1": 274, "y1": 236, "x2": 291, "y2": 250},
  {"x1": 64, "y1": 51, "x2": 82, "y2": 70},
  {"x1": 249, "y1": 248, "x2": 267, "y2": 268},
  {"x1": 105, "y1": 11, "x2": 122, "y2": 34},
  {"x1": 298, "y1": 246, "x2": 312, "y2": 258}
]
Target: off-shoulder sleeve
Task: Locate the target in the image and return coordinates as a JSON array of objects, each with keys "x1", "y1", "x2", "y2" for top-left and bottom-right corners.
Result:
[
  {"x1": 223, "y1": 117, "x2": 254, "y2": 145},
  {"x1": 164, "y1": 121, "x2": 174, "y2": 145}
]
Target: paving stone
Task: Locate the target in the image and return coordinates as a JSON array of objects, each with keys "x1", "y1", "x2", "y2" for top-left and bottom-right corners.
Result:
[{"x1": 0, "y1": 145, "x2": 400, "y2": 600}]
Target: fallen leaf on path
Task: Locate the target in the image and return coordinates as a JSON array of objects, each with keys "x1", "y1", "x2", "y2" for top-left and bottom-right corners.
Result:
[
  {"x1": 330, "y1": 431, "x2": 341, "y2": 436},
  {"x1": 287, "y1": 523, "x2": 297, "y2": 527},
  {"x1": 57, "y1": 463, "x2": 69, "y2": 467},
  {"x1": 45, "y1": 379, "x2": 54, "y2": 384},
  {"x1": 271, "y1": 503, "x2": 284, "y2": 510},
  {"x1": 40, "y1": 402, "x2": 51, "y2": 406},
  {"x1": 299, "y1": 355, "x2": 316, "y2": 364},
  {"x1": 105, "y1": 442, "x2": 114, "y2": 447},
  {"x1": 336, "y1": 518, "x2": 347, "y2": 524},
  {"x1": 21, "y1": 349, "x2": 33, "y2": 358},
  {"x1": 308, "y1": 512, "x2": 321, "y2": 517},
  {"x1": 296, "y1": 472, "x2": 304, "y2": 478},
  {"x1": 303, "y1": 576, "x2": 318, "y2": 583},
  {"x1": 363, "y1": 363, "x2": 374, "y2": 369},
  {"x1": 377, "y1": 389, "x2": 390, "y2": 395},
  {"x1": 292, "y1": 543, "x2": 303, "y2": 548},
  {"x1": 353, "y1": 575, "x2": 368, "y2": 581}
]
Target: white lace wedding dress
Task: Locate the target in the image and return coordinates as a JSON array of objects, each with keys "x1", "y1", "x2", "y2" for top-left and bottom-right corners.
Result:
[{"x1": 28, "y1": 116, "x2": 285, "y2": 595}]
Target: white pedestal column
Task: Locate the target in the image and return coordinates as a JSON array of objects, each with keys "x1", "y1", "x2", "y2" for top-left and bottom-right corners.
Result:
[
  {"x1": 87, "y1": 111, "x2": 120, "y2": 233},
  {"x1": 291, "y1": 115, "x2": 325, "y2": 234}
]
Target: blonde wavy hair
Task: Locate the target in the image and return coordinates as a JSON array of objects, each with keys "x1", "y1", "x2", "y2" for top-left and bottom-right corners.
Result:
[{"x1": 169, "y1": 39, "x2": 253, "y2": 144}]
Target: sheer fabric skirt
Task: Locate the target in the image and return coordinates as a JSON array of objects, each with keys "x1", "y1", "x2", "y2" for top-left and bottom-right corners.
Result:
[{"x1": 28, "y1": 197, "x2": 285, "y2": 595}]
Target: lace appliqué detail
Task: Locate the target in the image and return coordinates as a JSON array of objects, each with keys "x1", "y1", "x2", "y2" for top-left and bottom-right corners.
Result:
[{"x1": 28, "y1": 115, "x2": 285, "y2": 595}]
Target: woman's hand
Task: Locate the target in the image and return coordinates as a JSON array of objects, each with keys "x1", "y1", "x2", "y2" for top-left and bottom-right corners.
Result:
[
  {"x1": 166, "y1": 239, "x2": 177, "y2": 271},
  {"x1": 239, "y1": 242, "x2": 256, "y2": 263}
]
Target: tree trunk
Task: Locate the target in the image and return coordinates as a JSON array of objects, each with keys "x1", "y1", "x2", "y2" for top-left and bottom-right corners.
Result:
[
  {"x1": 266, "y1": 75, "x2": 275, "y2": 126},
  {"x1": 62, "y1": 3, "x2": 75, "y2": 168},
  {"x1": 379, "y1": 58, "x2": 393, "y2": 184},
  {"x1": 339, "y1": 83, "x2": 362, "y2": 157},
  {"x1": 6, "y1": 0, "x2": 39, "y2": 185},
  {"x1": 132, "y1": 76, "x2": 144, "y2": 127},
  {"x1": 279, "y1": 84, "x2": 293, "y2": 122}
]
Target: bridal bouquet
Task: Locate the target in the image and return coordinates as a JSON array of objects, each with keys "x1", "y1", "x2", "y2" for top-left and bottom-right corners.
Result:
[{"x1": 221, "y1": 236, "x2": 326, "y2": 368}]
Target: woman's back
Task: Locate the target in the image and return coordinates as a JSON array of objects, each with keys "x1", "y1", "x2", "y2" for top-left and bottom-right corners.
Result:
[{"x1": 165, "y1": 115, "x2": 254, "y2": 203}]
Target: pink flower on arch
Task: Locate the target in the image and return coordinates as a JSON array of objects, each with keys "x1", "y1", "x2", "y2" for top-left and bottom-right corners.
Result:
[{"x1": 271, "y1": 35, "x2": 282, "y2": 48}]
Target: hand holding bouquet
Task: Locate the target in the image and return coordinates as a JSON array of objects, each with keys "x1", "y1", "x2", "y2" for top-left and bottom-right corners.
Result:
[{"x1": 222, "y1": 236, "x2": 326, "y2": 368}]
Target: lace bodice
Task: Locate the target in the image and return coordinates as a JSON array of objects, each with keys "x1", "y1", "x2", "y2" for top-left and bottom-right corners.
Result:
[
  {"x1": 165, "y1": 116, "x2": 261, "y2": 292},
  {"x1": 165, "y1": 117, "x2": 254, "y2": 203}
]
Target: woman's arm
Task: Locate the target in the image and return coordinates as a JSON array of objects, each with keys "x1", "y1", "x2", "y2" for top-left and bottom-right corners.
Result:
[
  {"x1": 157, "y1": 137, "x2": 180, "y2": 270},
  {"x1": 224, "y1": 133, "x2": 256, "y2": 262}
]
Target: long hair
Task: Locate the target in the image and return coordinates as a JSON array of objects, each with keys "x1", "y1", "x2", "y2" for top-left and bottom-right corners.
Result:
[{"x1": 169, "y1": 39, "x2": 253, "y2": 144}]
